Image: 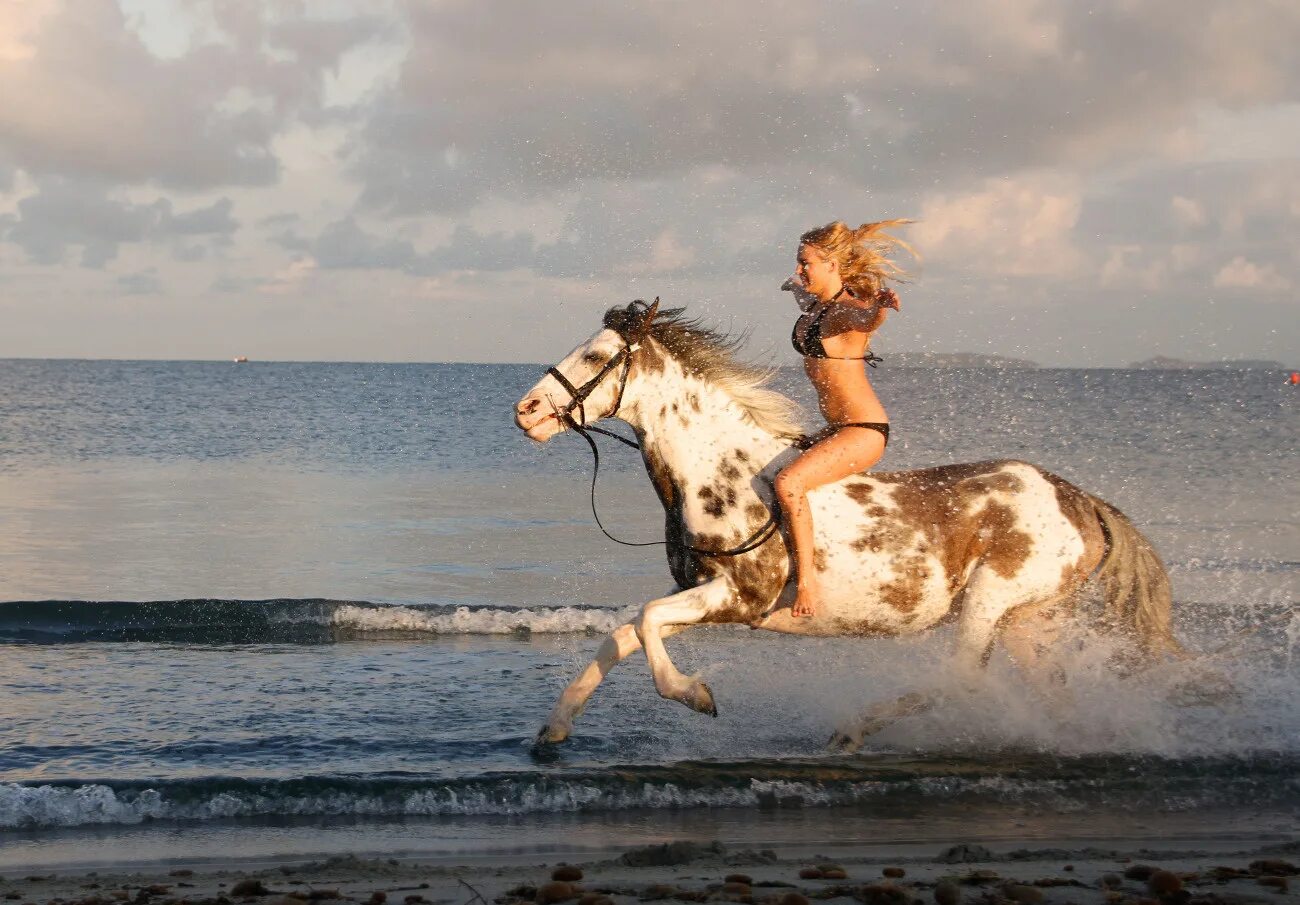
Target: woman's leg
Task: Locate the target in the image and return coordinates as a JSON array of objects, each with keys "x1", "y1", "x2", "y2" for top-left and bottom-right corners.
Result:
[{"x1": 773, "y1": 427, "x2": 887, "y2": 618}]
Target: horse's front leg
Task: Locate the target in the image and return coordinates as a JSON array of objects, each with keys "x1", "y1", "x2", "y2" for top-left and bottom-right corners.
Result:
[
  {"x1": 537, "y1": 622, "x2": 644, "y2": 746},
  {"x1": 635, "y1": 577, "x2": 736, "y2": 716}
]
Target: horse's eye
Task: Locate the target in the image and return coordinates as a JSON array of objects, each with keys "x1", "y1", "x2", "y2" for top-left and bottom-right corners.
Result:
[{"x1": 582, "y1": 352, "x2": 605, "y2": 365}]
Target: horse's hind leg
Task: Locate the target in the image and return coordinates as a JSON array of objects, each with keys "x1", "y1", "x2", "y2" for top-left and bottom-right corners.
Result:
[
  {"x1": 1000, "y1": 598, "x2": 1075, "y2": 717},
  {"x1": 536, "y1": 622, "x2": 644, "y2": 745},
  {"x1": 828, "y1": 690, "x2": 938, "y2": 751},
  {"x1": 829, "y1": 570, "x2": 1047, "y2": 751}
]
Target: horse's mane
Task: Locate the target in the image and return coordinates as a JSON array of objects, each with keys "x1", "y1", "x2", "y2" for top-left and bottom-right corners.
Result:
[{"x1": 604, "y1": 305, "x2": 805, "y2": 438}]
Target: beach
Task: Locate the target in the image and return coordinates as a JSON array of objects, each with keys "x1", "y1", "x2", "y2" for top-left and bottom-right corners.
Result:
[{"x1": 3, "y1": 830, "x2": 1299, "y2": 905}]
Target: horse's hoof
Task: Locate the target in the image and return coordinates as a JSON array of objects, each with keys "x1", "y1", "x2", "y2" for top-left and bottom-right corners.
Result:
[
  {"x1": 826, "y1": 730, "x2": 860, "y2": 752},
  {"x1": 692, "y1": 682, "x2": 718, "y2": 718},
  {"x1": 534, "y1": 722, "x2": 569, "y2": 746}
]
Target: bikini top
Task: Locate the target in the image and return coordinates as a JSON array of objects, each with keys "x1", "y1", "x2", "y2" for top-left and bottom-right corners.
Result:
[{"x1": 791, "y1": 287, "x2": 885, "y2": 365}]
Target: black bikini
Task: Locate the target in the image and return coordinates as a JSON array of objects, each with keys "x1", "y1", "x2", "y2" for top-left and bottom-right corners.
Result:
[{"x1": 791, "y1": 287, "x2": 890, "y2": 448}]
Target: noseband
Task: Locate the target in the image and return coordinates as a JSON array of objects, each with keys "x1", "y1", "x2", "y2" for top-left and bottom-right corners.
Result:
[
  {"x1": 544, "y1": 337, "x2": 640, "y2": 432},
  {"x1": 540, "y1": 299, "x2": 779, "y2": 559}
]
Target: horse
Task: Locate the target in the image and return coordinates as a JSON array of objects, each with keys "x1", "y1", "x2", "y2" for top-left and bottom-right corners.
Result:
[{"x1": 513, "y1": 301, "x2": 1181, "y2": 749}]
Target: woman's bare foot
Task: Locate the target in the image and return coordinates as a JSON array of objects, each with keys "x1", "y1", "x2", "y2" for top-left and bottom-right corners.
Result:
[{"x1": 791, "y1": 585, "x2": 820, "y2": 618}]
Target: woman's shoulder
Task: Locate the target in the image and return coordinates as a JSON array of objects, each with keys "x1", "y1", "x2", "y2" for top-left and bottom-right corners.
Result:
[{"x1": 827, "y1": 297, "x2": 887, "y2": 333}]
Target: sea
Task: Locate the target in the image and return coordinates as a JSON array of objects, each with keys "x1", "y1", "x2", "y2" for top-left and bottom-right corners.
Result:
[{"x1": 0, "y1": 358, "x2": 1297, "y2": 870}]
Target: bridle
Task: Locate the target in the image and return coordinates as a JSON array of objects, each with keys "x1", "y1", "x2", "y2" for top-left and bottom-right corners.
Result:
[
  {"x1": 543, "y1": 298, "x2": 652, "y2": 439},
  {"x1": 541, "y1": 299, "x2": 780, "y2": 559}
]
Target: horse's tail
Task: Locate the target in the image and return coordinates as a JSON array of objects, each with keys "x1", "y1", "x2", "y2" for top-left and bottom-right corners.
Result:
[{"x1": 1087, "y1": 496, "x2": 1184, "y2": 659}]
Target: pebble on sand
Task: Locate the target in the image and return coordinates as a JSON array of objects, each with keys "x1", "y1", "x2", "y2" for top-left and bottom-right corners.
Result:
[
  {"x1": 797, "y1": 870, "x2": 822, "y2": 881},
  {"x1": 535, "y1": 882, "x2": 577, "y2": 905},
  {"x1": 1257, "y1": 877, "x2": 1290, "y2": 892},
  {"x1": 230, "y1": 881, "x2": 270, "y2": 897},
  {"x1": 1146, "y1": 871, "x2": 1183, "y2": 896},
  {"x1": 1250, "y1": 861, "x2": 1298, "y2": 877},
  {"x1": 777, "y1": 894, "x2": 809, "y2": 905},
  {"x1": 724, "y1": 876, "x2": 753, "y2": 886},
  {"x1": 366, "y1": 893, "x2": 386, "y2": 905},
  {"x1": 551, "y1": 868, "x2": 583, "y2": 884},
  {"x1": 860, "y1": 882, "x2": 910, "y2": 905},
  {"x1": 1101, "y1": 875, "x2": 1123, "y2": 890},
  {"x1": 882, "y1": 869, "x2": 905, "y2": 879},
  {"x1": 1001, "y1": 884, "x2": 1045, "y2": 904},
  {"x1": 933, "y1": 880, "x2": 960, "y2": 905}
]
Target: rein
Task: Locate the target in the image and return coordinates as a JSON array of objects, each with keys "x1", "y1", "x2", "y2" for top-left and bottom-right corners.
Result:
[{"x1": 545, "y1": 300, "x2": 780, "y2": 559}]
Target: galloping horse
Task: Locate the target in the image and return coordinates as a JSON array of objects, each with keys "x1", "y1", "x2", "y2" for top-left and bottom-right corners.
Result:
[{"x1": 514, "y1": 301, "x2": 1180, "y2": 748}]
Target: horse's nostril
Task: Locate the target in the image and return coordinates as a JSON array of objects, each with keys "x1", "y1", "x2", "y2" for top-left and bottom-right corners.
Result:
[{"x1": 519, "y1": 398, "x2": 540, "y2": 415}]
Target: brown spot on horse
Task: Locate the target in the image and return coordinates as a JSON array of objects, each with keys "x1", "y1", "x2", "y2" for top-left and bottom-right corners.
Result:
[
  {"x1": 878, "y1": 554, "x2": 932, "y2": 612},
  {"x1": 698, "y1": 485, "x2": 730, "y2": 518},
  {"x1": 978, "y1": 500, "x2": 1035, "y2": 579},
  {"x1": 874, "y1": 460, "x2": 1036, "y2": 590},
  {"x1": 845, "y1": 482, "x2": 873, "y2": 505}
]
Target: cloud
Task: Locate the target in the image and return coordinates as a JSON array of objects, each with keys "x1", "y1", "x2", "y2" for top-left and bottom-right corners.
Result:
[
  {"x1": 346, "y1": 0, "x2": 1300, "y2": 215},
  {"x1": 911, "y1": 174, "x2": 1083, "y2": 278},
  {"x1": 1, "y1": 1, "x2": 1296, "y2": 365},
  {"x1": 1171, "y1": 196, "x2": 1208, "y2": 230},
  {"x1": 277, "y1": 216, "x2": 539, "y2": 275},
  {"x1": 0, "y1": 0, "x2": 386, "y2": 190},
  {"x1": 115, "y1": 268, "x2": 162, "y2": 295},
  {"x1": 1, "y1": 179, "x2": 240, "y2": 267},
  {"x1": 1213, "y1": 255, "x2": 1292, "y2": 292}
]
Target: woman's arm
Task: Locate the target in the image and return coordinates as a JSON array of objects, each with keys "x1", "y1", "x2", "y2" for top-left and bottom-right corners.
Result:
[{"x1": 823, "y1": 302, "x2": 887, "y2": 338}]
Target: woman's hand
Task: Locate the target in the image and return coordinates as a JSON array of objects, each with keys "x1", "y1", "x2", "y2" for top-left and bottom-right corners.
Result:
[{"x1": 781, "y1": 276, "x2": 818, "y2": 312}]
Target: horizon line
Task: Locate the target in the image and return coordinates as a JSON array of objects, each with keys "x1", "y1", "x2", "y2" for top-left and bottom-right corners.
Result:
[{"x1": 0, "y1": 355, "x2": 1291, "y2": 370}]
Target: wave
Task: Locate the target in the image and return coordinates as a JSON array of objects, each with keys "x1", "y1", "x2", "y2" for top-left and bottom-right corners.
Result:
[
  {"x1": 0, "y1": 599, "x2": 639, "y2": 644},
  {"x1": 4, "y1": 754, "x2": 1299, "y2": 830}
]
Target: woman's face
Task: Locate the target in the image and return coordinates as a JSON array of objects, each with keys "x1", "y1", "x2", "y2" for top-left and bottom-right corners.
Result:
[{"x1": 795, "y1": 244, "x2": 838, "y2": 299}]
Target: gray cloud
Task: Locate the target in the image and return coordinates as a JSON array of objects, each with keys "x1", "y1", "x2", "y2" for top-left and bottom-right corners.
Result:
[
  {"x1": 1, "y1": 179, "x2": 240, "y2": 267},
  {"x1": 348, "y1": 1, "x2": 1300, "y2": 216},
  {"x1": 282, "y1": 217, "x2": 537, "y2": 275},
  {"x1": 115, "y1": 269, "x2": 162, "y2": 295},
  {"x1": 0, "y1": 1, "x2": 1294, "y2": 365},
  {"x1": 0, "y1": 0, "x2": 387, "y2": 190},
  {"x1": 211, "y1": 274, "x2": 260, "y2": 294}
]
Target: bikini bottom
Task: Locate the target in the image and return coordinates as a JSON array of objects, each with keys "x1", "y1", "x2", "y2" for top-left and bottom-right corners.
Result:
[{"x1": 792, "y1": 421, "x2": 890, "y2": 451}]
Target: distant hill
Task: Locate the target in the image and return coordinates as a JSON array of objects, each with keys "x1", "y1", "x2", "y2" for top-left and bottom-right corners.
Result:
[
  {"x1": 885, "y1": 351, "x2": 1039, "y2": 369},
  {"x1": 1129, "y1": 355, "x2": 1284, "y2": 370}
]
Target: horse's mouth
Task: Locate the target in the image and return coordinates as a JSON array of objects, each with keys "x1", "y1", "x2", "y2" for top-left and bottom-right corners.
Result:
[{"x1": 518, "y1": 412, "x2": 563, "y2": 442}]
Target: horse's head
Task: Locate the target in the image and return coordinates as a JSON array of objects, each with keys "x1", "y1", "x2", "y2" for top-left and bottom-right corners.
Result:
[{"x1": 514, "y1": 298, "x2": 659, "y2": 442}]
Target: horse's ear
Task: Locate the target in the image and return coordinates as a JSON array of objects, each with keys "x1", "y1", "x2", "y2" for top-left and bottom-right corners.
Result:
[{"x1": 639, "y1": 297, "x2": 660, "y2": 336}]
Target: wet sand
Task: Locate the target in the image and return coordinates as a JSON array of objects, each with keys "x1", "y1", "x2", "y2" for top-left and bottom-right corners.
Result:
[{"x1": 2, "y1": 837, "x2": 1297, "y2": 905}]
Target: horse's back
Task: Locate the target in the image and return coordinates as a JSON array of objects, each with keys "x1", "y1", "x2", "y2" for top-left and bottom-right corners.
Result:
[{"x1": 809, "y1": 459, "x2": 1099, "y2": 633}]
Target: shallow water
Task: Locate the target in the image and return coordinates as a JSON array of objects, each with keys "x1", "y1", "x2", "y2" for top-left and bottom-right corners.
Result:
[{"x1": 0, "y1": 360, "x2": 1296, "y2": 842}]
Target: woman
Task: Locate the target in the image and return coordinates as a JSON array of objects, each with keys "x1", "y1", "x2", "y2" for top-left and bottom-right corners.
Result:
[{"x1": 774, "y1": 219, "x2": 913, "y2": 619}]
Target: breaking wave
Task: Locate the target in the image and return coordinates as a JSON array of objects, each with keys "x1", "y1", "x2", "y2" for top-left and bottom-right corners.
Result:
[
  {"x1": 4, "y1": 754, "x2": 1300, "y2": 830},
  {"x1": 0, "y1": 599, "x2": 639, "y2": 644}
]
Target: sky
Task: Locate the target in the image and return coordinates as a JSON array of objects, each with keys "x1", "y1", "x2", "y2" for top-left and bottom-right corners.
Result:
[{"x1": 0, "y1": 0, "x2": 1296, "y2": 367}]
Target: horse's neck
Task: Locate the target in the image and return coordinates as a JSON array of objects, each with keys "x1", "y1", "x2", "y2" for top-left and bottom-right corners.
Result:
[{"x1": 623, "y1": 367, "x2": 789, "y2": 495}]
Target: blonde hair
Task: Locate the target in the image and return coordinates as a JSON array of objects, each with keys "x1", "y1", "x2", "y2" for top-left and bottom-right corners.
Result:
[{"x1": 800, "y1": 219, "x2": 916, "y2": 300}]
